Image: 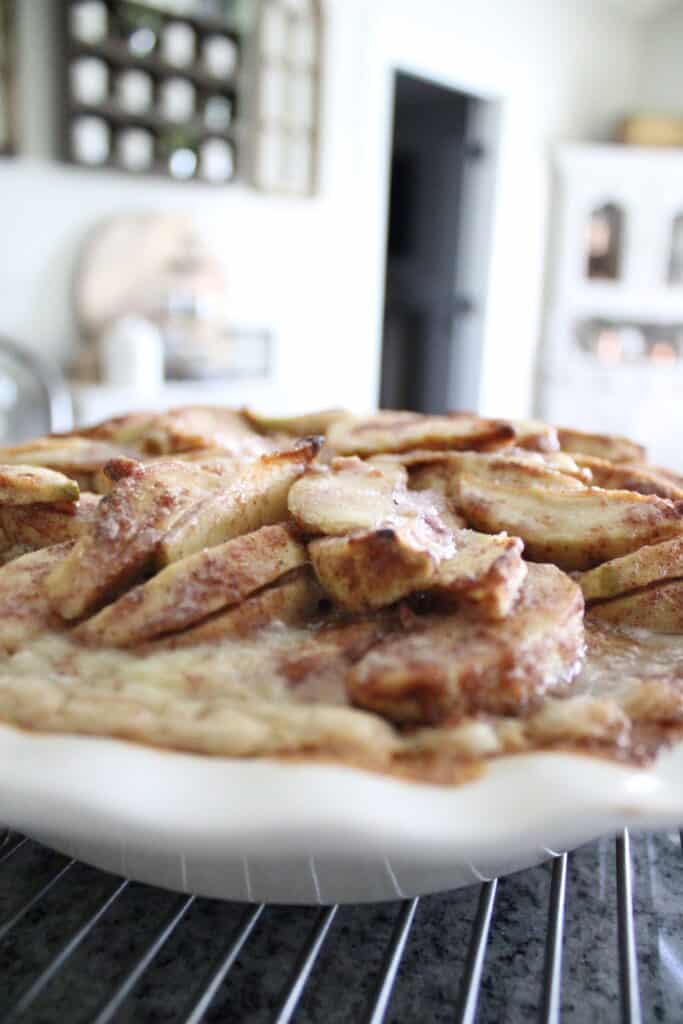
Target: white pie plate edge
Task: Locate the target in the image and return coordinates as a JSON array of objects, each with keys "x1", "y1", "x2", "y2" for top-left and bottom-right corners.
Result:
[{"x1": 1, "y1": 723, "x2": 682, "y2": 904}]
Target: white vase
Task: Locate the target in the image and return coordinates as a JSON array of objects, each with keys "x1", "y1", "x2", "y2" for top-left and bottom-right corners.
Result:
[{"x1": 98, "y1": 316, "x2": 164, "y2": 393}]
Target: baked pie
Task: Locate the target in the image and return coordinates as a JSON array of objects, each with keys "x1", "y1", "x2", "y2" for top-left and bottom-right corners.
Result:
[{"x1": 0, "y1": 405, "x2": 681, "y2": 783}]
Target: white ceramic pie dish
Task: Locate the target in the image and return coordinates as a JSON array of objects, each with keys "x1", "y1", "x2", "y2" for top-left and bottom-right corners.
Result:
[{"x1": 2, "y1": 723, "x2": 682, "y2": 904}]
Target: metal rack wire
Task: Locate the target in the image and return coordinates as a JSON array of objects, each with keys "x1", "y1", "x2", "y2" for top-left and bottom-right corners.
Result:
[{"x1": 0, "y1": 826, "x2": 681, "y2": 1022}]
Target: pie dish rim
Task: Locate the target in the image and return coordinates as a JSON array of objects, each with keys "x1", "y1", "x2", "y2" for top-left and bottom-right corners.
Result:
[{"x1": 2, "y1": 721, "x2": 681, "y2": 903}]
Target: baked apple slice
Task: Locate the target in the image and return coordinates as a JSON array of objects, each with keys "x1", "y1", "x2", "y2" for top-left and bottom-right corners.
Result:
[
  {"x1": 408, "y1": 449, "x2": 588, "y2": 497},
  {"x1": 0, "y1": 543, "x2": 73, "y2": 651},
  {"x1": 91, "y1": 448, "x2": 249, "y2": 494},
  {"x1": 347, "y1": 563, "x2": 583, "y2": 724},
  {"x1": 579, "y1": 535, "x2": 683, "y2": 632},
  {"x1": 140, "y1": 405, "x2": 273, "y2": 455},
  {"x1": 289, "y1": 455, "x2": 466, "y2": 534},
  {"x1": 579, "y1": 536, "x2": 683, "y2": 603},
  {"x1": 586, "y1": 580, "x2": 683, "y2": 632},
  {"x1": 0, "y1": 437, "x2": 136, "y2": 487},
  {"x1": 0, "y1": 492, "x2": 99, "y2": 564},
  {"x1": 557, "y1": 427, "x2": 646, "y2": 463},
  {"x1": 158, "y1": 442, "x2": 318, "y2": 564},
  {"x1": 310, "y1": 526, "x2": 526, "y2": 618},
  {"x1": 74, "y1": 524, "x2": 307, "y2": 647},
  {"x1": 0, "y1": 465, "x2": 79, "y2": 504},
  {"x1": 288, "y1": 456, "x2": 408, "y2": 535},
  {"x1": 430, "y1": 530, "x2": 527, "y2": 619},
  {"x1": 74, "y1": 411, "x2": 157, "y2": 445},
  {"x1": 45, "y1": 459, "x2": 230, "y2": 619},
  {"x1": 632, "y1": 462, "x2": 683, "y2": 490},
  {"x1": 456, "y1": 475, "x2": 683, "y2": 570},
  {"x1": 572, "y1": 454, "x2": 683, "y2": 501},
  {"x1": 242, "y1": 407, "x2": 347, "y2": 437},
  {"x1": 507, "y1": 418, "x2": 560, "y2": 452},
  {"x1": 157, "y1": 570, "x2": 326, "y2": 647},
  {"x1": 326, "y1": 410, "x2": 515, "y2": 456},
  {"x1": 60, "y1": 406, "x2": 276, "y2": 457},
  {"x1": 309, "y1": 526, "x2": 442, "y2": 612}
]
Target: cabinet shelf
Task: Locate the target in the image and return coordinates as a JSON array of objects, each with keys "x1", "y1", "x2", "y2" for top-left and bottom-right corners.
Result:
[
  {"x1": 69, "y1": 37, "x2": 239, "y2": 95},
  {"x1": 68, "y1": 99, "x2": 237, "y2": 141},
  {"x1": 568, "y1": 287, "x2": 683, "y2": 322}
]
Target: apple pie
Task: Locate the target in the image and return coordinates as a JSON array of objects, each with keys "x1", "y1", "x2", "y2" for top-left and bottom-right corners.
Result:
[{"x1": 0, "y1": 406, "x2": 681, "y2": 783}]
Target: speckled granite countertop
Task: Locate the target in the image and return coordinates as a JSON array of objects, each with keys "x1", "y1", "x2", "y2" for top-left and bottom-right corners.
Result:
[{"x1": 1, "y1": 830, "x2": 682, "y2": 1022}]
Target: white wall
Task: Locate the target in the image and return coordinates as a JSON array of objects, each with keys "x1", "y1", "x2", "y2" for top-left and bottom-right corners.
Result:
[
  {"x1": 636, "y1": 3, "x2": 683, "y2": 115},
  {"x1": 0, "y1": 0, "x2": 641, "y2": 418}
]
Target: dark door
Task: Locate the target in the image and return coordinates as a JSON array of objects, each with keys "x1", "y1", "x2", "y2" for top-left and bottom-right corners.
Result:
[{"x1": 379, "y1": 72, "x2": 485, "y2": 414}]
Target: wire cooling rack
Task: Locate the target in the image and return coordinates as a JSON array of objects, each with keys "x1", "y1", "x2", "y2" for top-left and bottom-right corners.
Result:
[{"x1": 1, "y1": 826, "x2": 682, "y2": 1022}]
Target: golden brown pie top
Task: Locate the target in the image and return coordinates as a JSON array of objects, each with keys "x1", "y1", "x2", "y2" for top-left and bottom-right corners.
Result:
[{"x1": 0, "y1": 405, "x2": 681, "y2": 783}]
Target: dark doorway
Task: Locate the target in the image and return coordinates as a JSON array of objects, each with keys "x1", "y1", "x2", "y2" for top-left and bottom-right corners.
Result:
[{"x1": 379, "y1": 71, "x2": 499, "y2": 413}]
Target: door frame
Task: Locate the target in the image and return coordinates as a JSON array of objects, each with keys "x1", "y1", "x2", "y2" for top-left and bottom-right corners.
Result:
[{"x1": 358, "y1": 9, "x2": 523, "y2": 415}]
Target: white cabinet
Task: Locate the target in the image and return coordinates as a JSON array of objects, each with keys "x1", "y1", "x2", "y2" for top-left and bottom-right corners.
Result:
[{"x1": 539, "y1": 144, "x2": 683, "y2": 470}]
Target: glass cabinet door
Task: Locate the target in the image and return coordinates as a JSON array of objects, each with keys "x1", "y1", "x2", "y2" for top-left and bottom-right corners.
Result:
[
  {"x1": 668, "y1": 212, "x2": 683, "y2": 284},
  {"x1": 585, "y1": 202, "x2": 623, "y2": 280}
]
